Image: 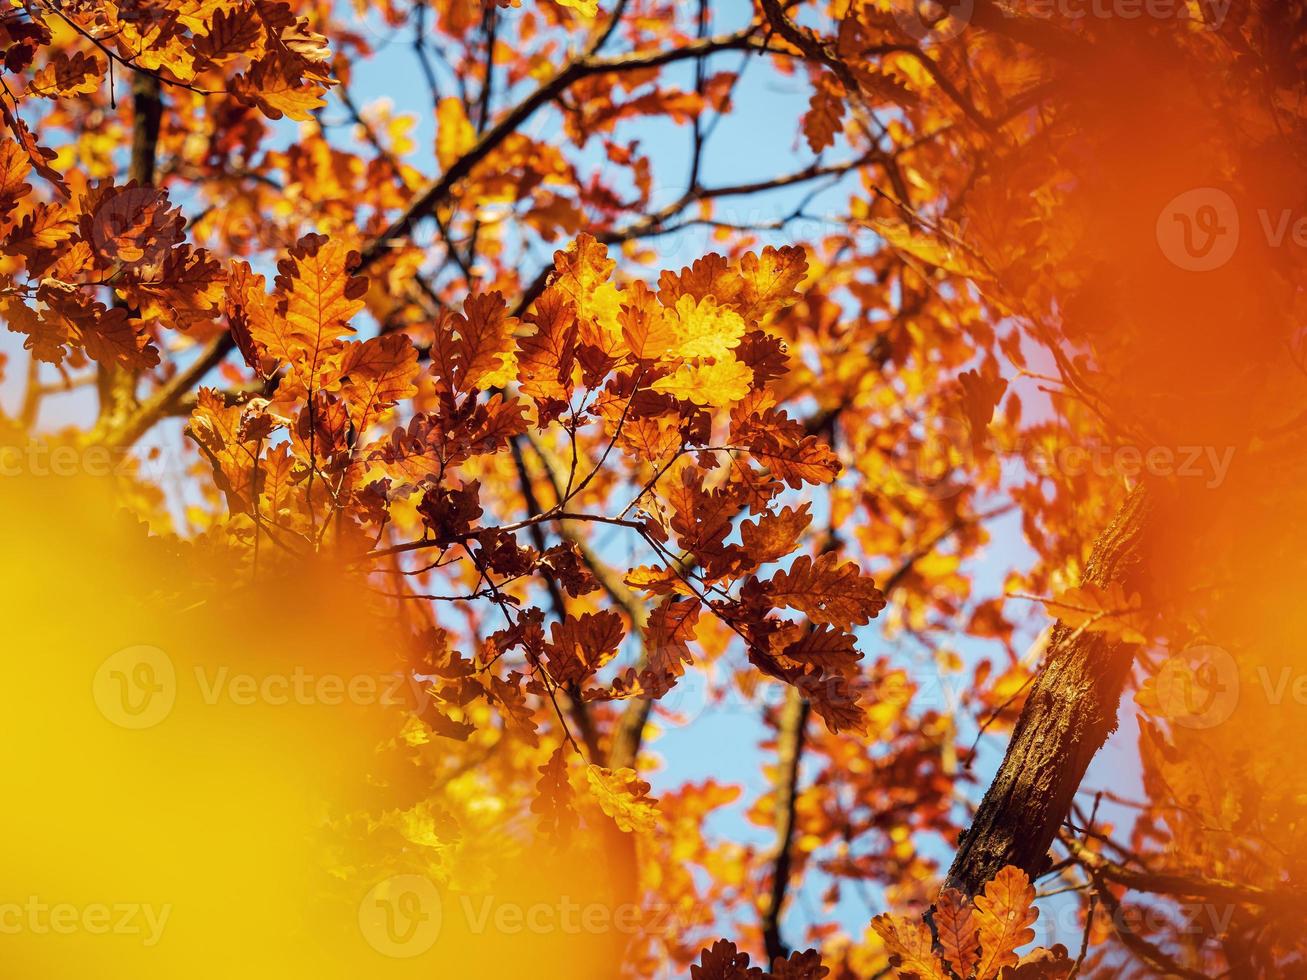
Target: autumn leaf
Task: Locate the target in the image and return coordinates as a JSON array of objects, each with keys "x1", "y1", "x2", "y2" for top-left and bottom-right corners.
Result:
[
  {"x1": 651, "y1": 355, "x2": 753, "y2": 408},
  {"x1": 619, "y1": 279, "x2": 678, "y2": 359},
  {"x1": 691, "y1": 939, "x2": 764, "y2": 979},
  {"x1": 187, "y1": 387, "x2": 265, "y2": 511},
  {"x1": 736, "y1": 245, "x2": 809, "y2": 322},
  {"x1": 516, "y1": 288, "x2": 579, "y2": 418},
  {"x1": 764, "y1": 553, "x2": 886, "y2": 630},
  {"x1": 436, "y1": 96, "x2": 475, "y2": 170},
  {"x1": 192, "y1": 6, "x2": 266, "y2": 67},
  {"x1": 457, "y1": 291, "x2": 519, "y2": 390},
  {"x1": 531, "y1": 746, "x2": 578, "y2": 844},
  {"x1": 871, "y1": 913, "x2": 948, "y2": 980},
  {"x1": 974, "y1": 866, "x2": 1040, "y2": 980},
  {"x1": 803, "y1": 77, "x2": 845, "y2": 153},
  {"x1": 236, "y1": 52, "x2": 331, "y2": 121},
  {"x1": 769, "y1": 949, "x2": 830, "y2": 979},
  {"x1": 740, "y1": 503, "x2": 813, "y2": 567},
  {"x1": 866, "y1": 217, "x2": 990, "y2": 281},
  {"x1": 667, "y1": 294, "x2": 747, "y2": 360},
  {"x1": 263, "y1": 233, "x2": 367, "y2": 393},
  {"x1": 0, "y1": 138, "x2": 32, "y2": 215},
  {"x1": 553, "y1": 0, "x2": 600, "y2": 17},
  {"x1": 550, "y1": 232, "x2": 623, "y2": 355},
  {"x1": 776, "y1": 625, "x2": 861, "y2": 678},
  {"x1": 337, "y1": 333, "x2": 421, "y2": 433},
  {"x1": 641, "y1": 595, "x2": 700, "y2": 696},
  {"x1": 936, "y1": 888, "x2": 982, "y2": 979},
  {"x1": 1043, "y1": 582, "x2": 1147, "y2": 644},
  {"x1": 30, "y1": 51, "x2": 103, "y2": 98},
  {"x1": 998, "y1": 944, "x2": 1073, "y2": 979},
  {"x1": 585, "y1": 765, "x2": 657, "y2": 833},
  {"x1": 545, "y1": 609, "x2": 624, "y2": 686}
]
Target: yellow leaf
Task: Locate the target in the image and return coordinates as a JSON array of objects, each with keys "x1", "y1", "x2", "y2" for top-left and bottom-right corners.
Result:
[
  {"x1": 670, "y1": 294, "x2": 746, "y2": 360},
  {"x1": 436, "y1": 97, "x2": 475, "y2": 171},
  {"x1": 867, "y1": 217, "x2": 989, "y2": 280},
  {"x1": 554, "y1": 0, "x2": 600, "y2": 17},
  {"x1": 585, "y1": 765, "x2": 657, "y2": 834},
  {"x1": 551, "y1": 233, "x2": 624, "y2": 354},
  {"x1": 651, "y1": 356, "x2": 752, "y2": 408}
]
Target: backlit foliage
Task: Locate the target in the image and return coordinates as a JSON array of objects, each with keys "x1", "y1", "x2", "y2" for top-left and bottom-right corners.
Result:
[{"x1": 4, "y1": 0, "x2": 1307, "y2": 977}]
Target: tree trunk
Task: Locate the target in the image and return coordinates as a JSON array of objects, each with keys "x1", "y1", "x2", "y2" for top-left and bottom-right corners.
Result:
[
  {"x1": 95, "y1": 73, "x2": 162, "y2": 435},
  {"x1": 944, "y1": 484, "x2": 1155, "y2": 895}
]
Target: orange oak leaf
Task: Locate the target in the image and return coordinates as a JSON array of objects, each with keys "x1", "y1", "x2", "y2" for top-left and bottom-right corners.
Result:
[
  {"x1": 337, "y1": 333, "x2": 421, "y2": 434},
  {"x1": 764, "y1": 553, "x2": 886, "y2": 630},
  {"x1": 545, "y1": 610, "x2": 624, "y2": 687},
  {"x1": 803, "y1": 77, "x2": 844, "y2": 153},
  {"x1": 640, "y1": 595, "x2": 701, "y2": 697},
  {"x1": 936, "y1": 887, "x2": 982, "y2": 979},
  {"x1": 870, "y1": 913, "x2": 948, "y2": 980},
  {"x1": 265, "y1": 233, "x2": 367, "y2": 391},
  {"x1": 30, "y1": 50, "x2": 104, "y2": 98},
  {"x1": 432, "y1": 291, "x2": 519, "y2": 394},
  {"x1": 740, "y1": 503, "x2": 813, "y2": 567},
  {"x1": 974, "y1": 866, "x2": 1040, "y2": 980}
]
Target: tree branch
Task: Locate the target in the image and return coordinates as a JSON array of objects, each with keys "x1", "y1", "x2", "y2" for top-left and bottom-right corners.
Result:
[
  {"x1": 355, "y1": 27, "x2": 768, "y2": 271},
  {"x1": 944, "y1": 484, "x2": 1157, "y2": 895},
  {"x1": 762, "y1": 687, "x2": 810, "y2": 965}
]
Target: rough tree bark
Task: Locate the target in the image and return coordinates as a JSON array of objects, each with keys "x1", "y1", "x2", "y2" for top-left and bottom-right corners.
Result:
[{"x1": 944, "y1": 483, "x2": 1156, "y2": 895}]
